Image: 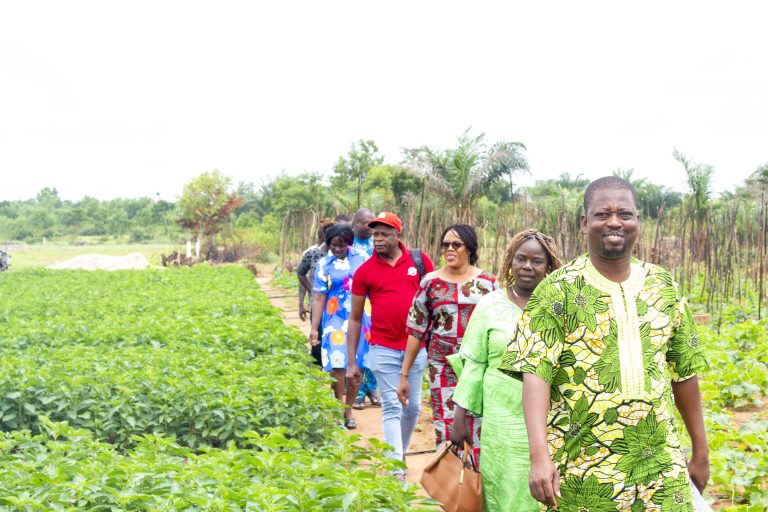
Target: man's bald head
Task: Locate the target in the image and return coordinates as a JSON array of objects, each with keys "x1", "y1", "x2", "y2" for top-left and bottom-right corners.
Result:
[
  {"x1": 353, "y1": 208, "x2": 375, "y2": 239},
  {"x1": 354, "y1": 208, "x2": 374, "y2": 222}
]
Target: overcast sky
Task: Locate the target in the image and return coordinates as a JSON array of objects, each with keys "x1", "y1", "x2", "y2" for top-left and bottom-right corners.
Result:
[{"x1": 1, "y1": 1, "x2": 766, "y2": 202}]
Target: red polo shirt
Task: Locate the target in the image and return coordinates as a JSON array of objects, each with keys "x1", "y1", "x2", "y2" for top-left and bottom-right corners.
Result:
[{"x1": 352, "y1": 242, "x2": 434, "y2": 351}]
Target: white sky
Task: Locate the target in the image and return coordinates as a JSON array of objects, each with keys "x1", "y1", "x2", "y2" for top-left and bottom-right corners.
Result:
[{"x1": 1, "y1": 1, "x2": 766, "y2": 202}]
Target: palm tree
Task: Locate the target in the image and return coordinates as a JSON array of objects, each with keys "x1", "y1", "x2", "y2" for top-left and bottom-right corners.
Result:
[
  {"x1": 673, "y1": 148, "x2": 714, "y2": 220},
  {"x1": 612, "y1": 168, "x2": 681, "y2": 218},
  {"x1": 405, "y1": 129, "x2": 529, "y2": 221}
]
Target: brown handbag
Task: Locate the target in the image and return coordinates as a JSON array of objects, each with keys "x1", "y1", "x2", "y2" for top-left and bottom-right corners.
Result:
[{"x1": 420, "y1": 440, "x2": 484, "y2": 512}]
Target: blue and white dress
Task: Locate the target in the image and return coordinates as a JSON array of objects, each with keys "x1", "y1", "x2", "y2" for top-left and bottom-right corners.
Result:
[
  {"x1": 353, "y1": 237, "x2": 374, "y2": 259},
  {"x1": 352, "y1": 237, "x2": 379, "y2": 396},
  {"x1": 313, "y1": 248, "x2": 372, "y2": 372}
]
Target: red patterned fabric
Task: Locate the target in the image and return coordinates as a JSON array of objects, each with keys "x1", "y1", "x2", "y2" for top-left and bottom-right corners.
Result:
[{"x1": 406, "y1": 271, "x2": 499, "y2": 464}]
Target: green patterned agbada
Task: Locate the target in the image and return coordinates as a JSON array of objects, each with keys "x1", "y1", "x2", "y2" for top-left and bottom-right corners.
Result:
[{"x1": 499, "y1": 255, "x2": 707, "y2": 512}]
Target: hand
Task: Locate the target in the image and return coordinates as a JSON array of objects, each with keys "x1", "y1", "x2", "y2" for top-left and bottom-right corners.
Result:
[
  {"x1": 346, "y1": 363, "x2": 361, "y2": 389},
  {"x1": 299, "y1": 304, "x2": 308, "y2": 321},
  {"x1": 449, "y1": 422, "x2": 472, "y2": 447},
  {"x1": 688, "y1": 452, "x2": 709, "y2": 493},
  {"x1": 308, "y1": 332, "x2": 319, "y2": 346},
  {"x1": 529, "y1": 455, "x2": 560, "y2": 508},
  {"x1": 396, "y1": 376, "x2": 410, "y2": 406}
]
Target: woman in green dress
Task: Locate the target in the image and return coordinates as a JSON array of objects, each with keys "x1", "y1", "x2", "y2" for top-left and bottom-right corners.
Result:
[{"x1": 449, "y1": 229, "x2": 562, "y2": 512}]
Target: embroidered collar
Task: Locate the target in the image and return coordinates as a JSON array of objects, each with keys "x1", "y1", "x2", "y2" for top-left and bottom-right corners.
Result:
[{"x1": 583, "y1": 258, "x2": 648, "y2": 399}]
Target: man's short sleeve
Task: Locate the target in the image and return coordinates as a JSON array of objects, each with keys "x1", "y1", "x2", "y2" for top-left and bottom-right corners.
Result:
[
  {"x1": 498, "y1": 278, "x2": 566, "y2": 384},
  {"x1": 666, "y1": 284, "x2": 708, "y2": 382},
  {"x1": 296, "y1": 250, "x2": 313, "y2": 277}
]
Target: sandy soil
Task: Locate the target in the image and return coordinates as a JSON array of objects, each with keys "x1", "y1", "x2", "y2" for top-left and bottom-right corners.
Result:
[
  {"x1": 256, "y1": 276, "x2": 436, "y2": 487},
  {"x1": 47, "y1": 253, "x2": 150, "y2": 271}
]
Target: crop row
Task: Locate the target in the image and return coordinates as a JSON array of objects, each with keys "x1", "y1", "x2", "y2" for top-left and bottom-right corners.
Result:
[
  {"x1": 0, "y1": 265, "x2": 428, "y2": 509},
  {"x1": 0, "y1": 266, "x2": 337, "y2": 448},
  {"x1": 0, "y1": 267, "x2": 293, "y2": 355},
  {"x1": 0, "y1": 417, "x2": 426, "y2": 511},
  {"x1": 0, "y1": 344, "x2": 339, "y2": 448}
]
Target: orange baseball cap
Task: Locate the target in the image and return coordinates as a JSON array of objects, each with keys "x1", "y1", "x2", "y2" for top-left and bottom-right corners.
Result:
[{"x1": 368, "y1": 211, "x2": 402, "y2": 232}]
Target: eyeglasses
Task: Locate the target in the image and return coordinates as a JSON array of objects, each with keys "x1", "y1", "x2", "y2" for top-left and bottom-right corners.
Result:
[{"x1": 440, "y1": 241, "x2": 465, "y2": 250}]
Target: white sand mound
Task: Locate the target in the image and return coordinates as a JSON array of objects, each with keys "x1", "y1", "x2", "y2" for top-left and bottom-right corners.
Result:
[{"x1": 47, "y1": 253, "x2": 150, "y2": 271}]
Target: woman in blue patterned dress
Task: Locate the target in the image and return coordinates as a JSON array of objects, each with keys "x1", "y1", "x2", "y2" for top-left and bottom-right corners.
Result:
[{"x1": 309, "y1": 223, "x2": 371, "y2": 429}]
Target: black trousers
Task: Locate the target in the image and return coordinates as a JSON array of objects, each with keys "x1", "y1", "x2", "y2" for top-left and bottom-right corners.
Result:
[{"x1": 309, "y1": 310, "x2": 323, "y2": 367}]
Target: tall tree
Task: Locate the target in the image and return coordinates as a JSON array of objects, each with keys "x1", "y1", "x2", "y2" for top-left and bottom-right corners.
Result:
[
  {"x1": 748, "y1": 163, "x2": 768, "y2": 319},
  {"x1": 674, "y1": 148, "x2": 714, "y2": 220},
  {"x1": 177, "y1": 170, "x2": 243, "y2": 247},
  {"x1": 36, "y1": 187, "x2": 62, "y2": 208},
  {"x1": 332, "y1": 139, "x2": 384, "y2": 209},
  {"x1": 253, "y1": 173, "x2": 331, "y2": 219},
  {"x1": 405, "y1": 129, "x2": 529, "y2": 220},
  {"x1": 673, "y1": 149, "x2": 716, "y2": 283},
  {"x1": 611, "y1": 168, "x2": 681, "y2": 218}
]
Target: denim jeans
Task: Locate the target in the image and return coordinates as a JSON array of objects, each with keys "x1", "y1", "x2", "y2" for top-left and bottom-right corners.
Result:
[{"x1": 368, "y1": 344, "x2": 427, "y2": 472}]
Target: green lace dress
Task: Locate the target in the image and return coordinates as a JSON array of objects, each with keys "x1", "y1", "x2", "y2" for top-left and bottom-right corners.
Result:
[{"x1": 451, "y1": 288, "x2": 539, "y2": 512}]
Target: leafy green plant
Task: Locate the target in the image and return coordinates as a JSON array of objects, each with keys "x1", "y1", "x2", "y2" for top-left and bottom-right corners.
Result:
[
  {"x1": 697, "y1": 316, "x2": 768, "y2": 509},
  {"x1": 0, "y1": 266, "x2": 298, "y2": 354},
  {"x1": 0, "y1": 266, "x2": 338, "y2": 448},
  {"x1": 0, "y1": 417, "x2": 434, "y2": 511},
  {"x1": 0, "y1": 265, "x2": 432, "y2": 509},
  {"x1": 0, "y1": 345, "x2": 340, "y2": 448}
]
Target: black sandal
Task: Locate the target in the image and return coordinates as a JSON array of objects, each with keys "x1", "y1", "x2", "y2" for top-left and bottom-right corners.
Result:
[
  {"x1": 344, "y1": 416, "x2": 357, "y2": 430},
  {"x1": 367, "y1": 390, "x2": 382, "y2": 407}
]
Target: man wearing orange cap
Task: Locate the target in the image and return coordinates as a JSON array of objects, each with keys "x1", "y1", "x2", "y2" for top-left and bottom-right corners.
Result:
[{"x1": 347, "y1": 212, "x2": 434, "y2": 479}]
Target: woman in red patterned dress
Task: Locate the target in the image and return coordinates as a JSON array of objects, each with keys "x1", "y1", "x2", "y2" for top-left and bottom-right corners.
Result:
[{"x1": 396, "y1": 224, "x2": 498, "y2": 463}]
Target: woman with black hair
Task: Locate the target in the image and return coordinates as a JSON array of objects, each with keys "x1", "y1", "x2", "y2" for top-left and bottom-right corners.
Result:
[
  {"x1": 450, "y1": 229, "x2": 562, "y2": 511},
  {"x1": 397, "y1": 223, "x2": 498, "y2": 462},
  {"x1": 309, "y1": 223, "x2": 371, "y2": 429}
]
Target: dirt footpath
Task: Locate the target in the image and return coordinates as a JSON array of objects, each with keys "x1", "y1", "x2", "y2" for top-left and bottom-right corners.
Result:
[{"x1": 256, "y1": 276, "x2": 435, "y2": 486}]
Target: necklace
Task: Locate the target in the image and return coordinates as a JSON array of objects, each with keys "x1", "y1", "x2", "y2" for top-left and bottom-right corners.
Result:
[{"x1": 510, "y1": 286, "x2": 531, "y2": 308}]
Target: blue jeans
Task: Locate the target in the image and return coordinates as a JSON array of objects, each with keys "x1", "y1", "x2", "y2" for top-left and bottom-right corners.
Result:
[{"x1": 368, "y1": 344, "x2": 427, "y2": 472}]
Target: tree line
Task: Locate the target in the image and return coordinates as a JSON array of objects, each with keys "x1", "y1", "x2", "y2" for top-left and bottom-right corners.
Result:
[
  {"x1": 2, "y1": 130, "x2": 766, "y2": 320},
  {"x1": 0, "y1": 189, "x2": 178, "y2": 243}
]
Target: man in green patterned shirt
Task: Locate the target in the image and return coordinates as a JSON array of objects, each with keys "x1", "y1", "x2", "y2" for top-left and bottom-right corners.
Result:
[{"x1": 499, "y1": 177, "x2": 709, "y2": 511}]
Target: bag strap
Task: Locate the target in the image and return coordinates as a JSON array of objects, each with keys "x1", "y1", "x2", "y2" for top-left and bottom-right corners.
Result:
[
  {"x1": 463, "y1": 440, "x2": 475, "y2": 468},
  {"x1": 433, "y1": 441, "x2": 453, "y2": 462},
  {"x1": 410, "y1": 248, "x2": 426, "y2": 279},
  {"x1": 445, "y1": 441, "x2": 478, "y2": 468}
]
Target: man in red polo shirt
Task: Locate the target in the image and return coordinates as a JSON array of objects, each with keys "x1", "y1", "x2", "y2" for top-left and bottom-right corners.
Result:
[{"x1": 347, "y1": 212, "x2": 434, "y2": 478}]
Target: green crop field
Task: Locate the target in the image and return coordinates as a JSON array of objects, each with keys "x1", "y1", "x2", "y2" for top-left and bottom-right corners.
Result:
[
  {"x1": 697, "y1": 314, "x2": 768, "y2": 511},
  {"x1": 1, "y1": 245, "x2": 766, "y2": 510},
  {"x1": 0, "y1": 265, "x2": 431, "y2": 510}
]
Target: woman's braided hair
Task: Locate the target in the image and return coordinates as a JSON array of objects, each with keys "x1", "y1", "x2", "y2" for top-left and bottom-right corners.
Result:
[{"x1": 499, "y1": 229, "x2": 562, "y2": 288}]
